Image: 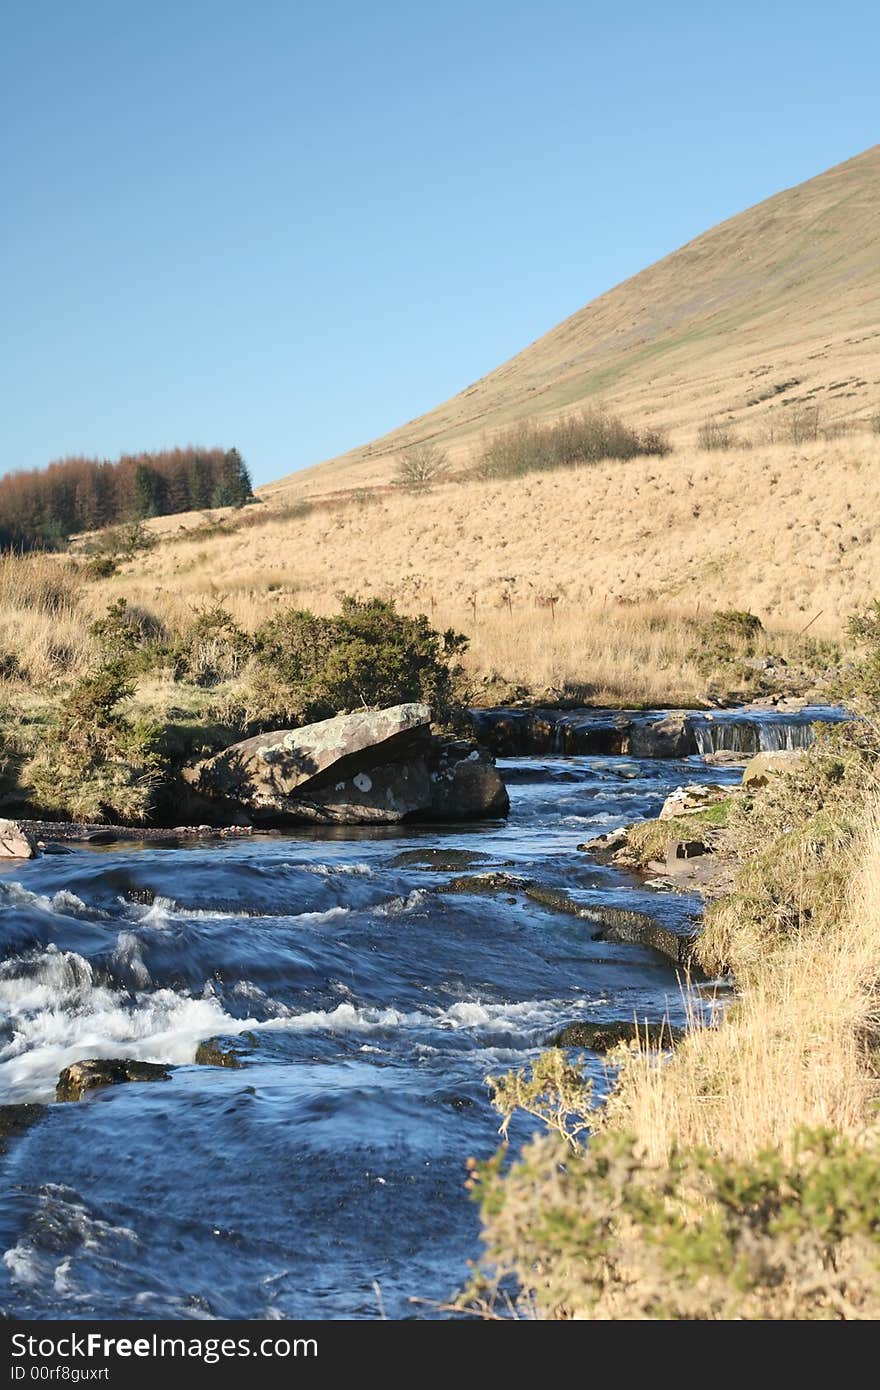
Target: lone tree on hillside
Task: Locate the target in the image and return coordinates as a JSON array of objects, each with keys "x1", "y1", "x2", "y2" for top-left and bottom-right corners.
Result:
[{"x1": 395, "y1": 442, "x2": 446, "y2": 490}]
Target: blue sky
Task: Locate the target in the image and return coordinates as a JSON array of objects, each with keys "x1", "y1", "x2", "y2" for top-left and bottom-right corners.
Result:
[{"x1": 3, "y1": 1, "x2": 877, "y2": 486}]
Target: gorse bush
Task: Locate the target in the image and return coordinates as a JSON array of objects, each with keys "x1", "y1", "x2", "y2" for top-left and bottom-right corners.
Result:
[
  {"x1": 690, "y1": 608, "x2": 764, "y2": 683},
  {"x1": 469, "y1": 1124, "x2": 880, "y2": 1319},
  {"x1": 474, "y1": 409, "x2": 670, "y2": 481},
  {"x1": 251, "y1": 595, "x2": 468, "y2": 727},
  {"x1": 27, "y1": 659, "x2": 164, "y2": 822},
  {"x1": 89, "y1": 598, "x2": 166, "y2": 669},
  {"x1": 838, "y1": 598, "x2": 880, "y2": 712}
]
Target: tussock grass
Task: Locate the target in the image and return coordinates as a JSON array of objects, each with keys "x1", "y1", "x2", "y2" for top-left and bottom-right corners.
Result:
[
  {"x1": 0, "y1": 553, "x2": 92, "y2": 685},
  {"x1": 605, "y1": 807, "x2": 880, "y2": 1163}
]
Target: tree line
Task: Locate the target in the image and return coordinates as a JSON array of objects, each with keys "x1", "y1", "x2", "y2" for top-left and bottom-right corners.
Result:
[{"x1": 0, "y1": 447, "x2": 253, "y2": 549}]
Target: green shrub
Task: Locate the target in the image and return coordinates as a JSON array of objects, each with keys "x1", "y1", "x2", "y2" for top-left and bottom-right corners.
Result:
[
  {"x1": 474, "y1": 409, "x2": 670, "y2": 481},
  {"x1": 88, "y1": 598, "x2": 166, "y2": 670},
  {"x1": 81, "y1": 554, "x2": 119, "y2": 580},
  {"x1": 468, "y1": 1122, "x2": 880, "y2": 1319},
  {"x1": 27, "y1": 659, "x2": 163, "y2": 822},
  {"x1": 838, "y1": 598, "x2": 880, "y2": 712},
  {"x1": 250, "y1": 595, "x2": 468, "y2": 726},
  {"x1": 87, "y1": 520, "x2": 156, "y2": 562},
  {"x1": 0, "y1": 650, "x2": 23, "y2": 682},
  {"x1": 690, "y1": 609, "x2": 764, "y2": 684}
]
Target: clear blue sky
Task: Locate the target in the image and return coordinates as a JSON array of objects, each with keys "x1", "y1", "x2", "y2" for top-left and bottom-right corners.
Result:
[{"x1": 3, "y1": 1, "x2": 877, "y2": 486}]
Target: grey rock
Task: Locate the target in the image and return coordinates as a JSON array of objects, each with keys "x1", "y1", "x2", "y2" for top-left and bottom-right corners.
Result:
[
  {"x1": 629, "y1": 714, "x2": 691, "y2": 758},
  {"x1": 0, "y1": 819, "x2": 37, "y2": 859},
  {"x1": 742, "y1": 749, "x2": 806, "y2": 788},
  {"x1": 186, "y1": 704, "x2": 432, "y2": 818},
  {"x1": 185, "y1": 707, "x2": 508, "y2": 824}
]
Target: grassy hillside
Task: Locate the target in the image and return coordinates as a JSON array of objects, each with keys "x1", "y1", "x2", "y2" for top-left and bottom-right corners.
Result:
[
  {"x1": 91, "y1": 431, "x2": 879, "y2": 702},
  {"x1": 264, "y1": 144, "x2": 880, "y2": 496}
]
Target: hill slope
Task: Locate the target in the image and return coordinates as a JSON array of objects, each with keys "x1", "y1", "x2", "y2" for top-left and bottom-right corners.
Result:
[
  {"x1": 265, "y1": 144, "x2": 880, "y2": 498},
  {"x1": 82, "y1": 146, "x2": 880, "y2": 702}
]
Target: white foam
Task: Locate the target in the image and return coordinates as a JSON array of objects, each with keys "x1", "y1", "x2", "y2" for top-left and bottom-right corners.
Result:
[
  {"x1": 376, "y1": 889, "x2": 431, "y2": 916},
  {"x1": 280, "y1": 861, "x2": 373, "y2": 878},
  {"x1": 0, "y1": 881, "x2": 95, "y2": 919},
  {"x1": 126, "y1": 898, "x2": 351, "y2": 926},
  {"x1": 0, "y1": 947, "x2": 258, "y2": 1102},
  {"x1": 259, "y1": 993, "x2": 610, "y2": 1044}
]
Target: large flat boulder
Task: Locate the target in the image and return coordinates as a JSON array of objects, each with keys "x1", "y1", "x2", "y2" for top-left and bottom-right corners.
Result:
[
  {"x1": 185, "y1": 704, "x2": 433, "y2": 816},
  {"x1": 184, "y1": 707, "x2": 509, "y2": 824}
]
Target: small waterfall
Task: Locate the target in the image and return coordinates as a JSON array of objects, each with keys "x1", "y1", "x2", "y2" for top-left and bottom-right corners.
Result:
[
  {"x1": 757, "y1": 721, "x2": 816, "y2": 753},
  {"x1": 471, "y1": 705, "x2": 847, "y2": 759},
  {"x1": 690, "y1": 721, "x2": 761, "y2": 756},
  {"x1": 688, "y1": 713, "x2": 834, "y2": 756}
]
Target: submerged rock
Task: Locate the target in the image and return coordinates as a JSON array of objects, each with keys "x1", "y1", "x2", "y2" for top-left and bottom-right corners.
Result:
[
  {"x1": 442, "y1": 871, "x2": 532, "y2": 895},
  {"x1": 593, "y1": 917, "x2": 699, "y2": 969},
  {"x1": 56, "y1": 1059, "x2": 173, "y2": 1102},
  {"x1": 551, "y1": 1019, "x2": 684, "y2": 1051},
  {"x1": 0, "y1": 1103, "x2": 44, "y2": 1151},
  {"x1": 390, "y1": 848, "x2": 491, "y2": 870},
  {"x1": 185, "y1": 705, "x2": 508, "y2": 824},
  {"x1": 194, "y1": 1038, "x2": 246, "y2": 1068}
]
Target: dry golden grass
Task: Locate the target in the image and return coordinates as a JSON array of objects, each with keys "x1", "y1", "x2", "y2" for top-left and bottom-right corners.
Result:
[
  {"x1": 0, "y1": 552, "x2": 93, "y2": 687},
  {"x1": 607, "y1": 806, "x2": 880, "y2": 1163},
  {"x1": 75, "y1": 431, "x2": 877, "y2": 701},
  {"x1": 127, "y1": 433, "x2": 880, "y2": 631}
]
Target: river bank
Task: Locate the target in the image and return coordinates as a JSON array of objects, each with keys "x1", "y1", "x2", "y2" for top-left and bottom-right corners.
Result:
[{"x1": 471, "y1": 684, "x2": 880, "y2": 1319}]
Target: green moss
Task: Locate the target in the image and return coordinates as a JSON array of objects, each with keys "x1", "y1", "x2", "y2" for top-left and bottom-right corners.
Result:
[{"x1": 625, "y1": 798, "x2": 733, "y2": 865}]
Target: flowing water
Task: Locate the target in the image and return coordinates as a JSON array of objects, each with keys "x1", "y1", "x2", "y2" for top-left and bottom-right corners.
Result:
[{"x1": 0, "y1": 728, "x2": 816, "y2": 1319}]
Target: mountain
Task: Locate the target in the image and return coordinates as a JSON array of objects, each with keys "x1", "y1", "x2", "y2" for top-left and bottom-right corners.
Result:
[{"x1": 265, "y1": 145, "x2": 880, "y2": 499}]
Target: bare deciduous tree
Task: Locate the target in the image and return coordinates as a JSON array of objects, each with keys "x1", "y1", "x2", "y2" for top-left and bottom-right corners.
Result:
[{"x1": 395, "y1": 443, "x2": 446, "y2": 489}]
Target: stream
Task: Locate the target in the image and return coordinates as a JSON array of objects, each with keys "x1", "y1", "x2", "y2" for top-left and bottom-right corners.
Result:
[{"x1": 0, "y1": 708, "x2": 842, "y2": 1319}]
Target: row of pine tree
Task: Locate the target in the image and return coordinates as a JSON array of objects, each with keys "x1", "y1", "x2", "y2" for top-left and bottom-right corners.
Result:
[{"x1": 0, "y1": 447, "x2": 253, "y2": 549}]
